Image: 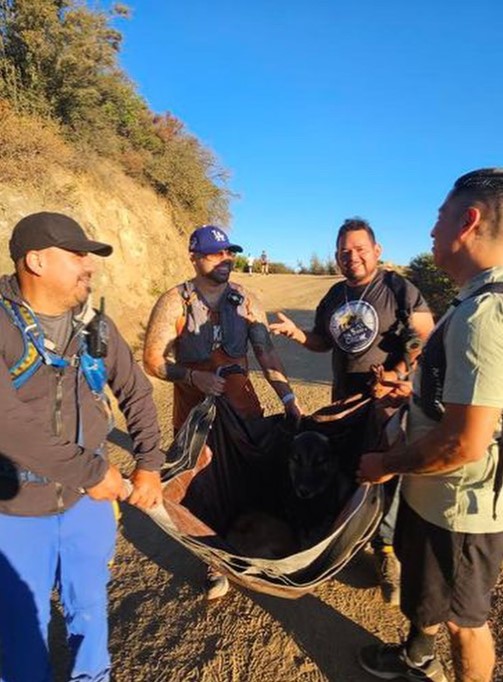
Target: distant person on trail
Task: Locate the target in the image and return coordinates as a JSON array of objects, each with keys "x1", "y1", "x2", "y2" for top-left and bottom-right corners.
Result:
[
  {"x1": 0, "y1": 212, "x2": 164, "y2": 682},
  {"x1": 143, "y1": 224, "x2": 301, "y2": 600},
  {"x1": 260, "y1": 250, "x2": 269, "y2": 275},
  {"x1": 357, "y1": 169, "x2": 503, "y2": 682},
  {"x1": 270, "y1": 217, "x2": 434, "y2": 605},
  {"x1": 247, "y1": 253, "x2": 254, "y2": 275}
]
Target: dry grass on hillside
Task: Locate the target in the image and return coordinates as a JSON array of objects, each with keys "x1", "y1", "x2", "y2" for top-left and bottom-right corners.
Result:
[{"x1": 0, "y1": 101, "x2": 84, "y2": 185}]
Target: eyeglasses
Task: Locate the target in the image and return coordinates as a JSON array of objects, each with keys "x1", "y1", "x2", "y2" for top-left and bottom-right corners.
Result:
[{"x1": 197, "y1": 250, "x2": 237, "y2": 262}]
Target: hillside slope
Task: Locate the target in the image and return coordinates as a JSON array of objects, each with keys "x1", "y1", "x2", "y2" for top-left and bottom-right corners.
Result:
[{"x1": 0, "y1": 160, "x2": 192, "y2": 343}]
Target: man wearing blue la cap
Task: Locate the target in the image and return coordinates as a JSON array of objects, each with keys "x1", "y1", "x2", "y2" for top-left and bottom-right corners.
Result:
[
  {"x1": 188, "y1": 225, "x2": 243, "y2": 255},
  {"x1": 144, "y1": 224, "x2": 302, "y2": 599}
]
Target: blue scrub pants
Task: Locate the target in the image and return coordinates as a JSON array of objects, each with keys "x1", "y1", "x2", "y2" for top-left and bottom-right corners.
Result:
[{"x1": 0, "y1": 496, "x2": 116, "y2": 682}]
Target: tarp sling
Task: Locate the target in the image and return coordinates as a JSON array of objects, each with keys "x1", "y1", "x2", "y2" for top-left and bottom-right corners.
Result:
[{"x1": 139, "y1": 394, "x2": 400, "y2": 599}]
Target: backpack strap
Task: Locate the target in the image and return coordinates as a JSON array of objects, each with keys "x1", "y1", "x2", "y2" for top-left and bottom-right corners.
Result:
[
  {"x1": 175, "y1": 282, "x2": 198, "y2": 337},
  {"x1": 384, "y1": 270, "x2": 423, "y2": 372},
  {"x1": 384, "y1": 270, "x2": 411, "y2": 328},
  {"x1": 0, "y1": 295, "x2": 46, "y2": 388}
]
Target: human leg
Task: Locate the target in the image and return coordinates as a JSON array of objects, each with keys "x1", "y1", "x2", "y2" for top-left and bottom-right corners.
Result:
[
  {"x1": 371, "y1": 478, "x2": 401, "y2": 604},
  {"x1": 58, "y1": 496, "x2": 116, "y2": 682},
  {"x1": 443, "y1": 530, "x2": 503, "y2": 682},
  {"x1": 0, "y1": 512, "x2": 58, "y2": 682},
  {"x1": 359, "y1": 500, "x2": 448, "y2": 680},
  {"x1": 447, "y1": 621, "x2": 494, "y2": 682}
]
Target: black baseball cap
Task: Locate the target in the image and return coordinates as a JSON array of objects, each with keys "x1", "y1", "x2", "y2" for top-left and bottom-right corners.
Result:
[{"x1": 9, "y1": 212, "x2": 113, "y2": 262}]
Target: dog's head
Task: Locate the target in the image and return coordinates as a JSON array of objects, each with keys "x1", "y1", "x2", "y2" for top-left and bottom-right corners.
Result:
[{"x1": 288, "y1": 431, "x2": 338, "y2": 500}]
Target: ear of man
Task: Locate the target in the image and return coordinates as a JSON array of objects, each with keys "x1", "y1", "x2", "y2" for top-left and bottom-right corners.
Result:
[
  {"x1": 23, "y1": 250, "x2": 44, "y2": 276},
  {"x1": 458, "y1": 205, "x2": 482, "y2": 244}
]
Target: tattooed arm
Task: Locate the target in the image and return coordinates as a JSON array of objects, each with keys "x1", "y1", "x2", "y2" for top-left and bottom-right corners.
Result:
[
  {"x1": 143, "y1": 288, "x2": 225, "y2": 395},
  {"x1": 143, "y1": 288, "x2": 189, "y2": 382},
  {"x1": 245, "y1": 290, "x2": 302, "y2": 419}
]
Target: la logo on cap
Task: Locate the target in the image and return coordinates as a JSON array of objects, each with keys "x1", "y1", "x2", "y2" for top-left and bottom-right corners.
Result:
[{"x1": 211, "y1": 229, "x2": 226, "y2": 242}]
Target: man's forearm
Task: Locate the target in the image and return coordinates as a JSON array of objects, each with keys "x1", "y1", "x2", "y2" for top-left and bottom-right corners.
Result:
[
  {"x1": 255, "y1": 349, "x2": 295, "y2": 401},
  {"x1": 152, "y1": 361, "x2": 191, "y2": 384},
  {"x1": 296, "y1": 329, "x2": 330, "y2": 352},
  {"x1": 382, "y1": 429, "x2": 472, "y2": 476}
]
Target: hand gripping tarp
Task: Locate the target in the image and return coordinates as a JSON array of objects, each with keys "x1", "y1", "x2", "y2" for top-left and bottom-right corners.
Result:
[{"x1": 142, "y1": 394, "x2": 403, "y2": 599}]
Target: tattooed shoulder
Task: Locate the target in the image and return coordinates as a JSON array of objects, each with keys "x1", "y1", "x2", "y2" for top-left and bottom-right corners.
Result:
[{"x1": 144, "y1": 287, "x2": 183, "y2": 355}]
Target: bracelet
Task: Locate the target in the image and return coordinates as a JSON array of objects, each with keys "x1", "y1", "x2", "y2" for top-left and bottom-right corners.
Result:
[{"x1": 281, "y1": 392, "x2": 296, "y2": 405}]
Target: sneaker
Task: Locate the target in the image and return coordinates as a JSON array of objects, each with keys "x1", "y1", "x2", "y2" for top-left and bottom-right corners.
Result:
[
  {"x1": 358, "y1": 644, "x2": 448, "y2": 681},
  {"x1": 206, "y1": 566, "x2": 229, "y2": 601},
  {"x1": 374, "y1": 546, "x2": 400, "y2": 606}
]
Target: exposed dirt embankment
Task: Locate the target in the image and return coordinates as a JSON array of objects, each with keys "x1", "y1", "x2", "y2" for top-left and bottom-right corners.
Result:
[{"x1": 0, "y1": 160, "x2": 192, "y2": 344}]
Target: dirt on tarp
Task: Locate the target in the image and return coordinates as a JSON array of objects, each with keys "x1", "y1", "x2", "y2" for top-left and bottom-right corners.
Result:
[{"x1": 49, "y1": 274, "x2": 501, "y2": 682}]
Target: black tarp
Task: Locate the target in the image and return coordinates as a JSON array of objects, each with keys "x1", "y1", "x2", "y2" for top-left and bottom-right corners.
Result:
[{"x1": 138, "y1": 394, "x2": 403, "y2": 598}]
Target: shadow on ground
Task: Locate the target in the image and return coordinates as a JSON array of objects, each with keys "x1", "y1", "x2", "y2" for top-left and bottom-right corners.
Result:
[{"x1": 119, "y1": 501, "x2": 382, "y2": 682}]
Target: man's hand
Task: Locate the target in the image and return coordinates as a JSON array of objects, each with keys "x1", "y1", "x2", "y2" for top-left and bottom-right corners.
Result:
[
  {"x1": 284, "y1": 398, "x2": 303, "y2": 425},
  {"x1": 128, "y1": 469, "x2": 163, "y2": 510},
  {"x1": 371, "y1": 364, "x2": 412, "y2": 400},
  {"x1": 192, "y1": 370, "x2": 226, "y2": 396},
  {"x1": 86, "y1": 464, "x2": 129, "y2": 501},
  {"x1": 357, "y1": 452, "x2": 395, "y2": 485},
  {"x1": 270, "y1": 312, "x2": 299, "y2": 339}
]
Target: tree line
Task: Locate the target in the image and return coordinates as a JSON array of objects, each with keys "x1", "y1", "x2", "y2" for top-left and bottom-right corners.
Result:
[{"x1": 0, "y1": 0, "x2": 229, "y2": 230}]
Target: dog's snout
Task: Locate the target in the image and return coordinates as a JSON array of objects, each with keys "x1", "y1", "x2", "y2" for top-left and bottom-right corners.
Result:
[{"x1": 296, "y1": 484, "x2": 316, "y2": 500}]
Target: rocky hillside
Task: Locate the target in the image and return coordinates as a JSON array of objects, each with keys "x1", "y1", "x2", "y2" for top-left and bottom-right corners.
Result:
[{"x1": 0, "y1": 160, "x2": 192, "y2": 345}]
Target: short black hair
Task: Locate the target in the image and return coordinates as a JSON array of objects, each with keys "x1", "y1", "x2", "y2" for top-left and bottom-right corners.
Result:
[
  {"x1": 336, "y1": 218, "x2": 376, "y2": 248},
  {"x1": 450, "y1": 168, "x2": 503, "y2": 238}
]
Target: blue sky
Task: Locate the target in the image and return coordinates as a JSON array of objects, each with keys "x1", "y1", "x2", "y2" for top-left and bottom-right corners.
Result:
[{"x1": 114, "y1": 1, "x2": 503, "y2": 268}]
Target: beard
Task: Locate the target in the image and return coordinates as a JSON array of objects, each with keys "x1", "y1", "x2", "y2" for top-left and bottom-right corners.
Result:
[{"x1": 207, "y1": 262, "x2": 232, "y2": 284}]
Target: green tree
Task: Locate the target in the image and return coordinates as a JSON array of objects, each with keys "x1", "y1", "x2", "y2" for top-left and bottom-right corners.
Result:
[
  {"x1": 0, "y1": 0, "x2": 230, "y2": 229},
  {"x1": 406, "y1": 253, "x2": 457, "y2": 320}
]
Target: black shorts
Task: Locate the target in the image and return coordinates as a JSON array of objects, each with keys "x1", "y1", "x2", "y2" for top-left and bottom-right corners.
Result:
[{"x1": 394, "y1": 497, "x2": 503, "y2": 628}]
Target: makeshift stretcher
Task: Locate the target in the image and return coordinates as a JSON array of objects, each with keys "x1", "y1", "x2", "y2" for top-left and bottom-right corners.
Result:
[{"x1": 141, "y1": 392, "x2": 404, "y2": 599}]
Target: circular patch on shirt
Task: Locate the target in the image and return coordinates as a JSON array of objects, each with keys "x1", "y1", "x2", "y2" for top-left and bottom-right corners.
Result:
[{"x1": 328, "y1": 300, "x2": 379, "y2": 353}]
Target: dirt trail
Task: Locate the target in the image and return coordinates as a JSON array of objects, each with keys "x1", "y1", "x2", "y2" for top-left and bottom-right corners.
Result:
[{"x1": 52, "y1": 274, "x2": 501, "y2": 682}]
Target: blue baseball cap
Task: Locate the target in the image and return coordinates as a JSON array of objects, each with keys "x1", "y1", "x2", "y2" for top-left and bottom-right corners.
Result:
[{"x1": 188, "y1": 225, "x2": 243, "y2": 255}]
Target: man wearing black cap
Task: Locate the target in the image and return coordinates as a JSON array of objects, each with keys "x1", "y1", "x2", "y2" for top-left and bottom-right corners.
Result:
[
  {"x1": 143, "y1": 224, "x2": 301, "y2": 599},
  {"x1": 0, "y1": 212, "x2": 164, "y2": 681}
]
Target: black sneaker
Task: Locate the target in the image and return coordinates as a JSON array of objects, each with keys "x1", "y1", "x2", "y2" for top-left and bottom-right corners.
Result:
[{"x1": 358, "y1": 644, "x2": 448, "y2": 681}]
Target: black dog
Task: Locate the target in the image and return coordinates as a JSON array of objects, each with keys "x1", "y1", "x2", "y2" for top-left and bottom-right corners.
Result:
[{"x1": 286, "y1": 431, "x2": 353, "y2": 548}]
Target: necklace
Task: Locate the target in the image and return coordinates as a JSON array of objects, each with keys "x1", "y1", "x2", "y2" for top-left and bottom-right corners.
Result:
[{"x1": 344, "y1": 271, "x2": 379, "y2": 317}]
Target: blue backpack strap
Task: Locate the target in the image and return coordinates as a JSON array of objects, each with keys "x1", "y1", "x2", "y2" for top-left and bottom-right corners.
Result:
[{"x1": 0, "y1": 295, "x2": 45, "y2": 389}]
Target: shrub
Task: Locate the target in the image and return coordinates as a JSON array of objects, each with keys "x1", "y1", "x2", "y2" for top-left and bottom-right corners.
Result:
[
  {"x1": 0, "y1": 0, "x2": 230, "y2": 230},
  {"x1": 406, "y1": 253, "x2": 458, "y2": 320}
]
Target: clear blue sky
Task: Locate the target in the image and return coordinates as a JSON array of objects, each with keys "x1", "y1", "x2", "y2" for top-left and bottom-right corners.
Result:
[{"x1": 114, "y1": 1, "x2": 503, "y2": 268}]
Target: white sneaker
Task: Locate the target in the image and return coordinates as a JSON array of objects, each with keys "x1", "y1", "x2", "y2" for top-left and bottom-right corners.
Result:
[{"x1": 206, "y1": 566, "x2": 230, "y2": 600}]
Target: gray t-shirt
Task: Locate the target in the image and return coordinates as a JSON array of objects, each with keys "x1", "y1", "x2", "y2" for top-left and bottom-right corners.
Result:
[
  {"x1": 403, "y1": 266, "x2": 503, "y2": 532},
  {"x1": 313, "y1": 269, "x2": 430, "y2": 399},
  {"x1": 37, "y1": 310, "x2": 73, "y2": 354}
]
